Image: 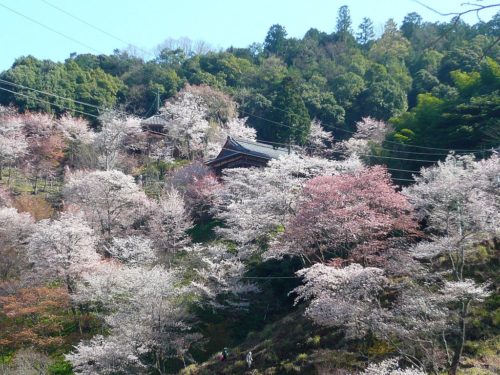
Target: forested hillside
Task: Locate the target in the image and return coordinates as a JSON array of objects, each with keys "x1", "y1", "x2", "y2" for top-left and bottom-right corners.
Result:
[{"x1": 0, "y1": 5, "x2": 499, "y2": 375}]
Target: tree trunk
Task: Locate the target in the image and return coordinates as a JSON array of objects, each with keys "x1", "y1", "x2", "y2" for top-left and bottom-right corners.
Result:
[
  {"x1": 32, "y1": 177, "x2": 38, "y2": 195},
  {"x1": 449, "y1": 300, "x2": 469, "y2": 375}
]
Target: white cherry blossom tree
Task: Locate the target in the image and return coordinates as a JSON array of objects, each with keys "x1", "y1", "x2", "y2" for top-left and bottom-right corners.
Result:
[
  {"x1": 27, "y1": 213, "x2": 101, "y2": 293},
  {"x1": 0, "y1": 115, "x2": 28, "y2": 182},
  {"x1": 94, "y1": 112, "x2": 141, "y2": 170},
  {"x1": 63, "y1": 169, "x2": 148, "y2": 236}
]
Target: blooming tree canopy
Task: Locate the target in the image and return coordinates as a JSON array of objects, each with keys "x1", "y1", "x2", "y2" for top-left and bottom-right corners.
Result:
[
  {"x1": 267, "y1": 166, "x2": 418, "y2": 264},
  {"x1": 27, "y1": 213, "x2": 100, "y2": 293},
  {"x1": 63, "y1": 169, "x2": 148, "y2": 236}
]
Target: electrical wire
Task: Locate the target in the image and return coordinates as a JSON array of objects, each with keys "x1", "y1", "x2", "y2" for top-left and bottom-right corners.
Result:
[
  {"x1": 0, "y1": 85, "x2": 428, "y2": 173},
  {"x1": 0, "y1": 86, "x2": 100, "y2": 118},
  {"x1": 1, "y1": 1, "x2": 493, "y2": 156},
  {"x1": 330, "y1": 150, "x2": 436, "y2": 163},
  {"x1": 252, "y1": 103, "x2": 493, "y2": 153},
  {"x1": 0, "y1": 2, "x2": 103, "y2": 54},
  {"x1": 40, "y1": 0, "x2": 154, "y2": 58},
  {"x1": 0, "y1": 82, "x2": 429, "y2": 176},
  {"x1": 0, "y1": 78, "x2": 129, "y2": 116},
  {"x1": 0, "y1": 78, "x2": 482, "y2": 173}
]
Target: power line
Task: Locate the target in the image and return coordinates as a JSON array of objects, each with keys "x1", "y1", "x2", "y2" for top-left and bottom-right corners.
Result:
[
  {"x1": 0, "y1": 81, "x2": 451, "y2": 169},
  {"x1": 0, "y1": 78, "x2": 478, "y2": 169},
  {"x1": 392, "y1": 178, "x2": 417, "y2": 182},
  {"x1": 383, "y1": 167, "x2": 421, "y2": 174},
  {"x1": 2, "y1": 0, "x2": 493, "y2": 156},
  {"x1": 258, "y1": 102, "x2": 491, "y2": 153},
  {"x1": 0, "y1": 2, "x2": 103, "y2": 55},
  {"x1": 0, "y1": 78, "x2": 129, "y2": 117},
  {"x1": 0, "y1": 90, "x2": 422, "y2": 180},
  {"x1": 0, "y1": 86, "x2": 99, "y2": 118},
  {"x1": 241, "y1": 276, "x2": 299, "y2": 279},
  {"x1": 0, "y1": 4, "x2": 486, "y2": 157},
  {"x1": 145, "y1": 130, "x2": 422, "y2": 175},
  {"x1": 40, "y1": 0, "x2": 153, "y2": 58},
  {"x1": 331, "y1": 150, "x2": 436, "y2": 163}
]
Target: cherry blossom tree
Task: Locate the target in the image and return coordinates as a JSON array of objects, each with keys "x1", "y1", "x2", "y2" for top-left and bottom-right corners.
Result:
[
  {"x1": 0, "y1": 114, "x2": 27, "y2": 183},
  {"x1": 160, "y1": 90, "x2": 210, "y2": 159},
  {"x1": 186, "y1": 243, "x2": 258, "y2": 309},
  {"x1": 216, "y1": 153, "x2": 363, "y2": 256},
  {"x1": 58, "y1": 114, "x2": 95, "y2": 144},
  {"x1": 69, "y1": 263, "x2": 198, "y2": 373},
  {"x1": 305, "y1": 119, "x2": 333, "y2": 156},
  {"x1": 21, "y1": 113, "x2": 65, "y2": 193},
  {"x1": 267, "y1": 166, "x2": 418, "y2": 264},
  {"x1": 361, "y1": 358, "x2": 425, "y2": 375},
  {"x1": 225, "y1": 117, "x2": 257, "y2": 141},
  {"x1": 147, "y1": 189, "x2": 192, "y2": 257},
  {"x1": 184, "y1": 84, "x2": 237, "y2": 124},
  {"x1": 167, "y1": 161, "x2": 222, "y2": 219},
  {"x1": 27, "y1": 213, "x2": 101, "y2": 293},
  {"x1": 183, "y1": 172, "x2": 222, "y2": 220},
  {"x1": 65, "y1": 334, "x2": 142, "y2": 374},
  {"x1": 94, "y1": 112, "x2": 141, "y2": 170},
  {"x1": 106, "y1": 236, "x2": 157, "y2": 266},
  {"x1": 0, "y1": 207, "x2": 33, "y2": 280},
  {"x1": 63, "y1": 169, "x2": 148, "y2": 236},
  {"x1": 403, "y1": 154, "x2": 499, "y2": 374},
  {"x1": 335, "y1": 117, "x2": 390, "y2": 157},
  {"x1": 291, "y1": 155, "x2": 497, "y2": 373},
  {"x1": 57, "y1": 114, "x2": 96, "y2": 169},
  {"x1": 293, "y1": 263, "x2": 388, "y2": 338}
]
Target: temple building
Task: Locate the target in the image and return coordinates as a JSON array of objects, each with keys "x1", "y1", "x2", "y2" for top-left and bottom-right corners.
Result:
[{"x1": 206, "y1": 136, "x2": 290, "y2": 174}]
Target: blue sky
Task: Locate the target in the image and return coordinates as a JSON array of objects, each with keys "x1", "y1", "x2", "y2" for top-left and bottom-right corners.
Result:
[{"x1": 0, "y1": 0, "x2": 498, "y2": 71}]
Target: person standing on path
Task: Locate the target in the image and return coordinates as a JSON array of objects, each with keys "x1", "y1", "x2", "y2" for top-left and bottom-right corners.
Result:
[{"x1": 246, "y1": 351, "x2": 253, "y2": 369}]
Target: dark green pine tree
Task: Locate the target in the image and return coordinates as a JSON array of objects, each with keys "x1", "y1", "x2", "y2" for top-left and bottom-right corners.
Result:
[
  {"x1": 336, "y1": 5, "x2": 353, "y2": 41},
  {"x1": 263, "y1": 24, "x2": 288, "y2": 56},
  {"x1": 270, "y1": 76, "x2": 311, "y2": 145},
  {"x1": 357, "y1": 17, "x2": 375, "y2": 45}
]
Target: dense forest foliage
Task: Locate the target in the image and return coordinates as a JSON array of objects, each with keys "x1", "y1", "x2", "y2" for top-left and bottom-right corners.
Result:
[{"x1": 0, "y1": 5, "x2": 499, "y2": 375}]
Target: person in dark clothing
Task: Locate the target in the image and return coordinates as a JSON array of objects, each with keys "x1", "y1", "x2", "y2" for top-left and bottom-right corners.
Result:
[{"x1": 222, "y1": 347, "x2": 228, "y2": 361}]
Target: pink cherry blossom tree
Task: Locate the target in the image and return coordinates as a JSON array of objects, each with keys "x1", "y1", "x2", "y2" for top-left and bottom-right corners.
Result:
[
  {"x1": 21, "y1": 113, "x2": 66, "y2": 193},
  {"x1": 268, "y1": 165, "x2": 419, "y2": 264}
]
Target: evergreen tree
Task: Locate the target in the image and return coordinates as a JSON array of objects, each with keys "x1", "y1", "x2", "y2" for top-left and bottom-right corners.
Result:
[
  {"x1": 270, "y1": 76, "x2": 310, "y2": 144},
  {"x1": 336, "y1": 5, "x2": 353, "y2": 41},
  {"x1": 264, "y1": 24, "x2": 288, "y2": 56},
  {"x1": 357, "y1": 17, "x2": 375, "y2": 45}
]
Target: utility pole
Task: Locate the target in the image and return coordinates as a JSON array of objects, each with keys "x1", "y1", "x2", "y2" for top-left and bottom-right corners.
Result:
[{"x1": 156, "y1": 88, "x2": 160, "y2": 114}]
